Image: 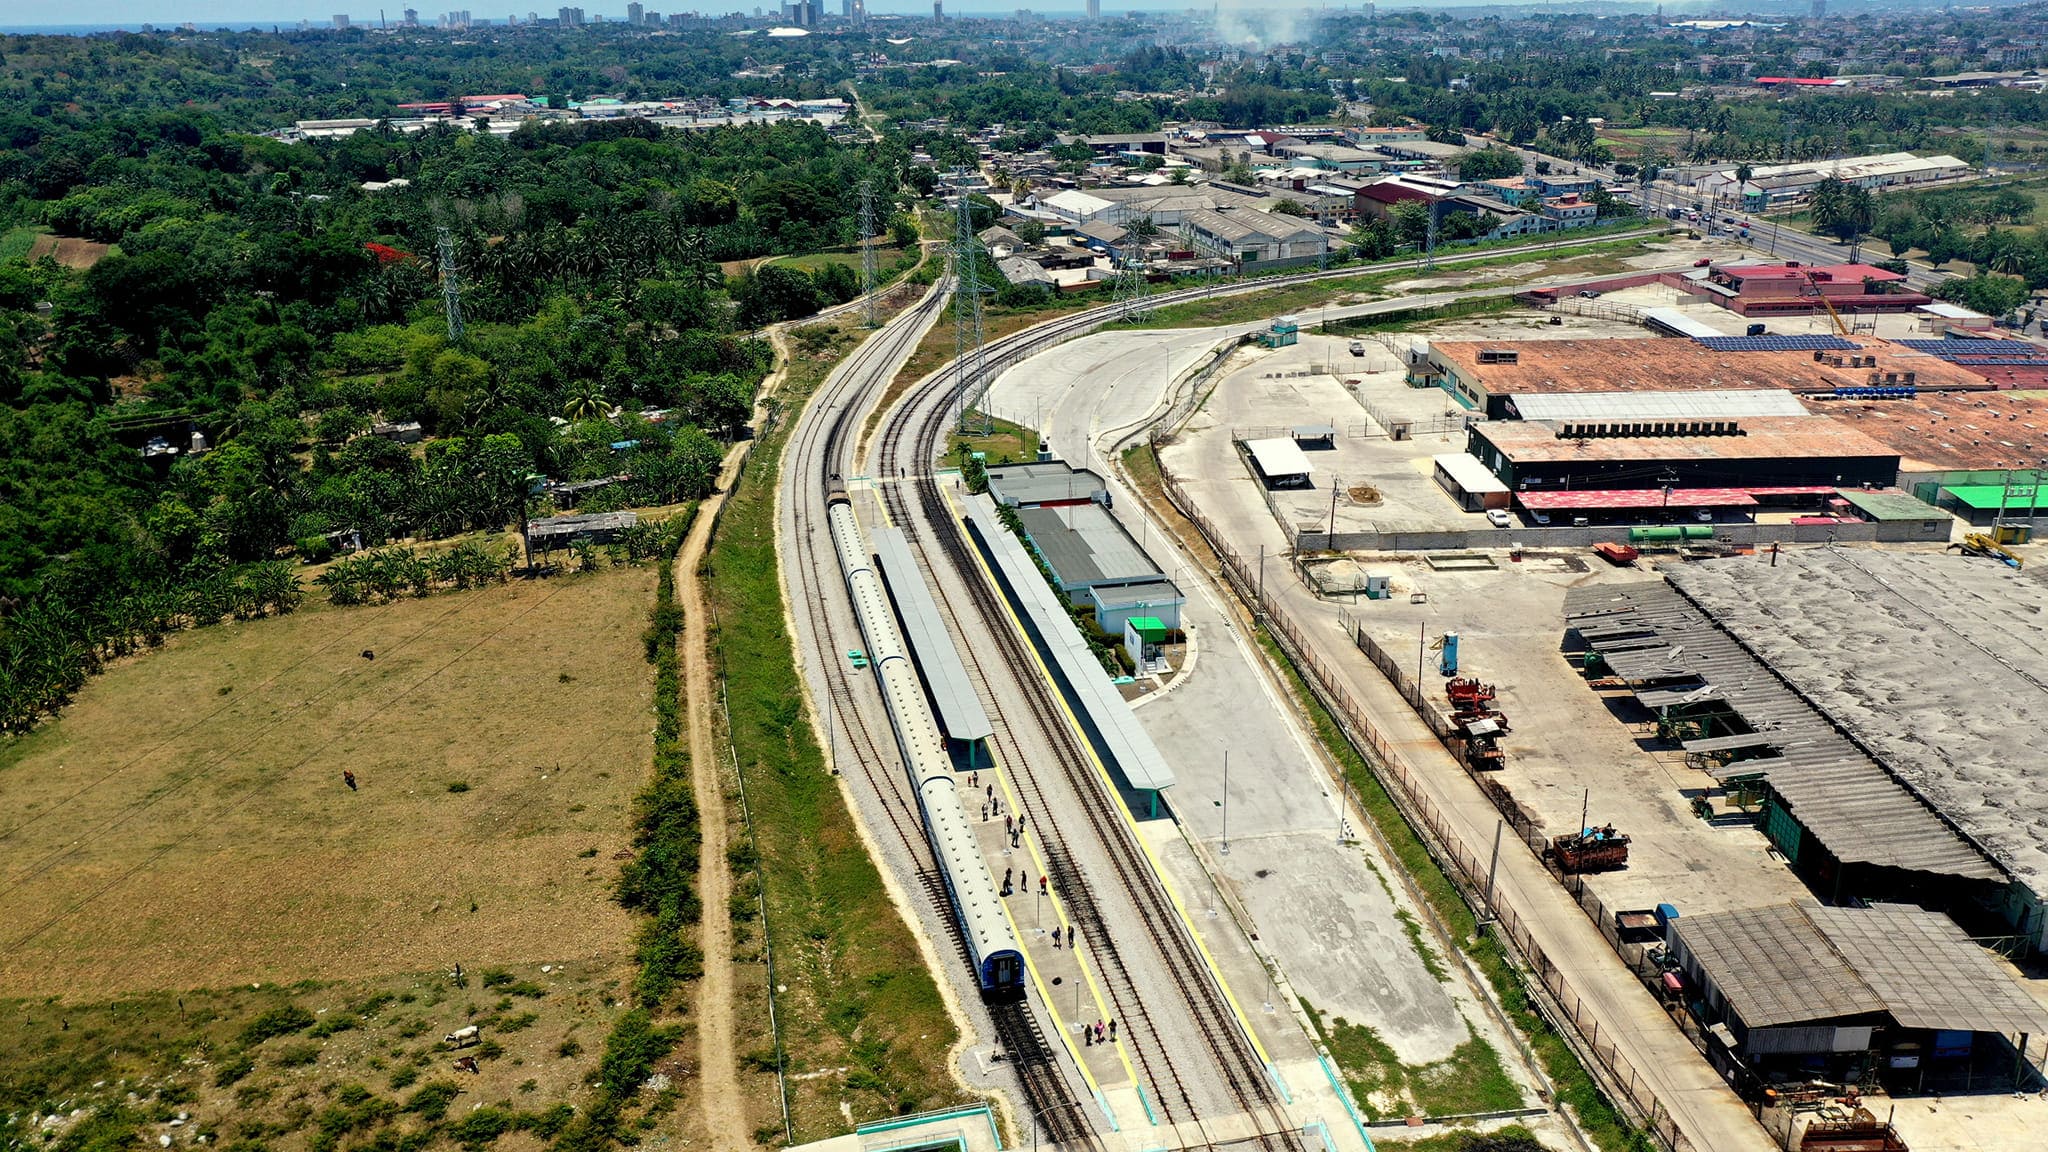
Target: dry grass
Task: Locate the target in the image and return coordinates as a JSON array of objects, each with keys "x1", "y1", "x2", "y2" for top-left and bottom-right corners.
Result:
[
  {"x1": 0, "y1": 566, "x2": 658, "y2": 1000},
  {"x1": 25, "y1": 233, "x2": 113, "y2": 269}
]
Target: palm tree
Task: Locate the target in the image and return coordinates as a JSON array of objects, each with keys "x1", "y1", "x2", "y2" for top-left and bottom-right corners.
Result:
[{"x1": 562, "y1": 380, "x2": 608, "y2": 421}]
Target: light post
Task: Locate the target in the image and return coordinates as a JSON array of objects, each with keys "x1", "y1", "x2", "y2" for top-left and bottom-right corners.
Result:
[{"x1": 1221, "y1": 749, "x2": 1231, "y2": 856}]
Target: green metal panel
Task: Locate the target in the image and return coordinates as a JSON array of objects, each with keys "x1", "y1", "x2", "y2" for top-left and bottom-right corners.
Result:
[
  {"x1": 1764, "y1": 796, "x2": 1803, "y2": 864},
  {"x1": 1631, "y1": 526, "x2": 1684, "y2": 542}
]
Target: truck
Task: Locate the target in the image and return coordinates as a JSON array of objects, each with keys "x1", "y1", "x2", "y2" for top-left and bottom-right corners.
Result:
[{"x1": 1550, "y1": 825, "x2": 1631, "y2": 873}]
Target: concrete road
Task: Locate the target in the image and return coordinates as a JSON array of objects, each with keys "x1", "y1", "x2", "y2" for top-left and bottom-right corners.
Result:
[
  {"x1": 984, "y1": 312, "x2": 1777, "y2": 1149},
  {"x1": 985, "y1": 332, "x2": 1529, "y2": 1075}
]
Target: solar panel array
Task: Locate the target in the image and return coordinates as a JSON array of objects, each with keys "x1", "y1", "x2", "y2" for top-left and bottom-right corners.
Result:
[
  {"x1": 1695, "y1": 334, "x2": 1863, "y2": 352},
  {"x1": 1898, "y1": 337, "x2": 2016, "y2": 354}
]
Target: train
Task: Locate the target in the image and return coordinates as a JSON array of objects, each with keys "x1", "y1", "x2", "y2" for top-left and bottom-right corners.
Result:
[{"x1": 826, "y1": 490, "x2": 1025, "y2": 1001}]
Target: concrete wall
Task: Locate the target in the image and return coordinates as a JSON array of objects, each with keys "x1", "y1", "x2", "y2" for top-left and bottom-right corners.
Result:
[{"x1": 1297, "y1": 518, "x2": 1949, "y2": 553}]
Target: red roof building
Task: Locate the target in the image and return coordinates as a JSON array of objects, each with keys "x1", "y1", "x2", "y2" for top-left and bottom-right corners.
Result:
[{"x1": 1691, "y1": 262, "x2": 1931, "y2": 316}]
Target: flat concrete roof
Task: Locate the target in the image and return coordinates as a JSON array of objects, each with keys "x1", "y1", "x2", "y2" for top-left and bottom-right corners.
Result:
[
  {"x1": 985, "y1": 460, "x2": 1107, "y2": 507},
  {"x1": 1244, "y1": 436, "x2": 1314, "y2": 479},
  {"x1": 1669, "y1": 550, "x2": 2048, "y2": 894},
  {"x1": 871, "y1": 526, "x2": 994, "y2": 743},
  {"x1": 964, "y1": 495, "x2": 1176, "y2": 792},
  {"x1": 1834, "y1": 488, "x2": 1950, "y2": 521},
  {"x1": 1015, "y1": 504, "x2": 1161, "y2": 589}
]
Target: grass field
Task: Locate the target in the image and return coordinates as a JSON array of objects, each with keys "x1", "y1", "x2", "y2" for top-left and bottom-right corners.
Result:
[
  {"x1": 949, "y1": 411, "x2": 1040, "y2": 466},
  {"x1": 777, "y1": 245, "x2": 910, "y2": 275},
  {"x1": 0, "y1": 563, "x2": 674, "y2": 1150},
  {"x1": 0, "y1": 224, "x2": 50, "y2": 263},
  {"x1": 0, "y1": 566, "x2": 658, "y2": 998},
  {"x1": 710, "y1": 324, "x2": 967, "y2": 1142}
]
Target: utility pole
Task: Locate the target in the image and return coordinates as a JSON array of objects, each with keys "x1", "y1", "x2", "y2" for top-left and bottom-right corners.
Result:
[
  {"x1": 1327, "y1": 473, "x2": 1341, "y2": 551},
  {"x1": 1221, "y1": 749, "x2": 1230, "y2": 855},
  {"x1": 950, "y1": 169, "x2": 989, "y2": 434},
  {"x1": 436, "y1": 225, "x2": 466, "y2": 343},
  {"x1": 858, "y1": 179, "x2": 880, "y2": 328}
]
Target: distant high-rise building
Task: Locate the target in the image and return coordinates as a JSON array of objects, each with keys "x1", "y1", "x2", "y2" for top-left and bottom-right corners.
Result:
[
  {"x1": 628, "y1": 1, "x2": 643, "y2": 23},
  {"x1": 842, "y1": 0, "x2": 851, "y2": 16},
  {"x1": 933, "y1": 0, "x2": 942, "y2": 19},
  {"x1": 333, "y1": 14, "x2": 351, "y2": 28},
  {"x1": 557, "y1": 5, "x2": 583, "y2": 24},
  {"x1": 1810, "y1": 0, "x2": 1825, "y2": 16},
  {"x1": 646, "y1": 10, "x2": 661, "y2": 25},
  {"x1": 1086, "y1": 0, "x2": 1098, "y2": 16},
  {"x1": 402, "y1": 7, "x2": 420, "y2": 25}
]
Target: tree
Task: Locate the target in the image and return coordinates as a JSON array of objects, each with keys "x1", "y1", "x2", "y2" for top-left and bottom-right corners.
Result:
[
  {"x1": 1457, "y1": 146, "x2": 1524, "y2": 183},
  {"x1": 563, "y1": 380, "x2": 608, "y2": 421},
  {"x1": 1934, "y1": 272, "x2": 2028, "y2": 320}
]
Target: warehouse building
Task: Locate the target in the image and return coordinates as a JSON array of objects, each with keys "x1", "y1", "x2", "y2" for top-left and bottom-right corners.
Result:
[
  {"x1": 1667, "y1": 551, "x2": 2048, "y2": 950},
  {"x1": 1416, "y1": 338, "x2": 1988, "y2": 420},
  {"x1": 1667, "y1": 901, "x2": 2048, "y2": 1090},
  {"x1": 1467, "y1": 417, "x2": 1901, "y2": 492}
]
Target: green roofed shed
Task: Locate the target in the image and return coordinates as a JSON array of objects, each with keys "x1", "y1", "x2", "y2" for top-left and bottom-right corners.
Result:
[
  {"x1": 1942, "y1": 485, "x2": 2048, "y2": 511},
  {"x1": 1835, "y1": 489, "x2": 1944, "y2": 521},
  {"x1": 1128, "y1": 616, "x2": 1168, "y2": 642}
]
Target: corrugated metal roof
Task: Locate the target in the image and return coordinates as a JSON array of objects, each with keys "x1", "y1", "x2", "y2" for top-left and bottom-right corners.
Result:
[
  {"x1": 1015, "y1": 504, "x2": 1162, "y2": 589},
  {"x1": 1809, "y1": 903, "x2": 2048, "y2": 1035},
  {"x1": 1642, "y1": 308, "x2": 1727, "y2": 340},
  {"x1": 1563, "y1": 583, "x2": 2004, "y2": 882},
  {"x1": 871, "y1": 527, "x2": 994, "y2": 743},
  {"x1": 1675, "y1": 903, "x2": 1884, "y2": 1028},
  {"x1": 964, "y1": 495, "x2": 1176, "y2": 792},
  {"x1": 1509, "y1": 389, "x2": 1810, "y2": 421},
  {"x1": 985, "y1": 461, "x2": 1107, "y2": 508},
  {"x1": 1834, "y1": 488, "x2": 1948, "y2": 522},
  {"x1": 1677, "y1": 902, "x2": 2048, "y2": 1036}
]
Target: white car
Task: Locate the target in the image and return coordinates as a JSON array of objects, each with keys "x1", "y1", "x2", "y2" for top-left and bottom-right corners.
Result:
[{"x1": 1485, "y1": 509, "x2": 1513, "y2": 528}]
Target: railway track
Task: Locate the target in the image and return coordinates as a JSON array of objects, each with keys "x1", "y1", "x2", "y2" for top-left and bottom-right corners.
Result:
[
  {"x1": 806, "y1": 232, "x2": 1661, "y2": 1147},
  {"x1": 779, "y1": 281, "x2": 1108, "y2": 1150},
  {"x1": 869, "y1": 334, "x2": 1310, "y2": 1149}
]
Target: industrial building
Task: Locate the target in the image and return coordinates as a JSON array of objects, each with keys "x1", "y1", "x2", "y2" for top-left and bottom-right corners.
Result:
[
  {"x1": 1565, "y1": 579, "x2": 2007, "y2": 916},
  {"x1": 1466, "y1": 417, "x2": 1901, "y2": 492},
  {"x1": 1416, "y1": 338, "x2": 1988, "y2": 420},
  {"x1": 1667, "y1": 901, "x2": 2048, "y2": 1088},
  {"x1": 1667, "y1": 551, "x2": 2048, "y2": 949},
  {"x1": 1688, "y1": 263, "x2": 1932, "y2": 317}
]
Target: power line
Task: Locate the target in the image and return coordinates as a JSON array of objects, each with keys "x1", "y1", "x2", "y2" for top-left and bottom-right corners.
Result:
[
  {"x1": 950, "y1": 170, "x2": 989, "y2": 434},
  {"x1": 858, "y1": 178, "x2": 880, "y2": 329}
]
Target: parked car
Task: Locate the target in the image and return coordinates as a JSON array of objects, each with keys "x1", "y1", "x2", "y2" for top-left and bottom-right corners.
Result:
[
  {"x1": 1694, "y1": 258, "x2": 1713, "y2": 267},
  {"x1": 1486, "y1": 509, "x2": 1513, "y2": 528},
  {"x1": 1578, "y1": 289, "x2": 1602, "y2": 299},
  {"x1": 1349, "y1": 341, "x2": 1365, "y2": 356},
  {"x1": 1530, "y1": 510, "x2": 1552, "y2": 526},
  {"x1": 1694, "y1": 508, "x2": 1714, "y2": 522}
]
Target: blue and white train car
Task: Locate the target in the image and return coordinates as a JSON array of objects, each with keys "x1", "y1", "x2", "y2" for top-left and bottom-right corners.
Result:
[{"x1": 826, "y1": 491, "x2": 1025, "y2": 1000}]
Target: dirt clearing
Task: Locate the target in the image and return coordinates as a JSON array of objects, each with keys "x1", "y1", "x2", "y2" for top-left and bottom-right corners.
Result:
[
  {"x1": 0, "y1": 566, "x2": 657, "y2": 1000},
  {"x1": 25, "y1": 233, "x2": 112, "y2": 268}
]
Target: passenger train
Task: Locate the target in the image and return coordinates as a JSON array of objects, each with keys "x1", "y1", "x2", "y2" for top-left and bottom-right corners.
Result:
[{"x1": 826, "y1": 490, "x2": 1025, "y2": 1000}]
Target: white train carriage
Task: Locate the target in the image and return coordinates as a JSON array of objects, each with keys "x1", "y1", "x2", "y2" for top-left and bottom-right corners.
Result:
[{"x1": 825, "y1": 492, "x2": 1024, "y2": 999}]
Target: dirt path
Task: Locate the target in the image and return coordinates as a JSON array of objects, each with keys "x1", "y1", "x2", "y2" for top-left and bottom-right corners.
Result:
[{"x1": 680, "y1": 326, "x2": 796, "y2": 1151}]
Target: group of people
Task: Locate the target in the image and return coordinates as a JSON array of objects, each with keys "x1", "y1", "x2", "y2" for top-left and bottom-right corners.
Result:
[{"x1": 1080, "y1": 1018, "x2": 1117, "y2": 1047}]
